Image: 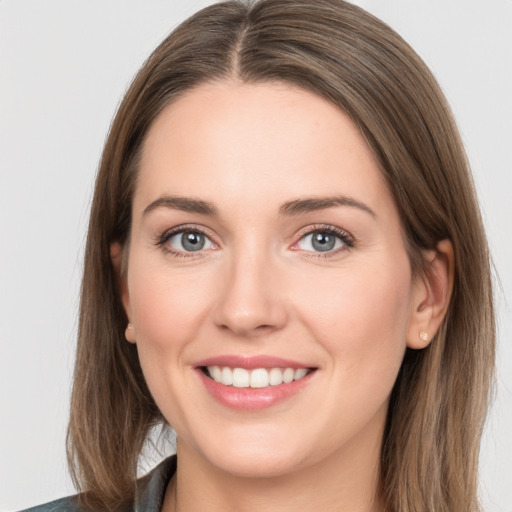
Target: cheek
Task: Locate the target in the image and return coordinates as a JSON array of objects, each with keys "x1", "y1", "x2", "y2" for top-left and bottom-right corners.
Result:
[
  {"x1": 294, "y1": 256, "x2": 413, "y2": 381},
  {"x1": 124, "y1": 257, "x2": 217, "y2": 410},
  {"x1": 128, "y1": 258, "x2": 213, "y2": 348},
  {"x1": 125, "y1": 258, "x2": 220, "y2": 430}
]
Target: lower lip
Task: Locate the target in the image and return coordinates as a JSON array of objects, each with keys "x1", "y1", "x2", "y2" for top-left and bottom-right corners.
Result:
[{"x1": 197, "y1": 369, "x2": 315, "y2": 411}]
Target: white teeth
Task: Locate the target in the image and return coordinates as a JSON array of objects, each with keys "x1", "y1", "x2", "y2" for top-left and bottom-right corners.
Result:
[
  {"x1": 221, "y1": 366, "x2": 233, "y2": 386},
  {"x1": 232, "y1": 368, "x2": 250, "y2": 388},
  {"x1": 282, "y1": 368, "x2": 295, "y2": 383},
  {"x1": 269, "y1": 367, "x2": 283, "y2": 386},
  {"x1": 250, "y1": 368, "x2": 269, "y2": 388},
  {"x1": 211, "y1": 366, "x2": 222, "y2": 382},
  {"x1": 206, "y1": 366, "x2": 310, "y2": 388},
  {"x1": 294, "y1": 368, "x2": 308, "y2": 380}
]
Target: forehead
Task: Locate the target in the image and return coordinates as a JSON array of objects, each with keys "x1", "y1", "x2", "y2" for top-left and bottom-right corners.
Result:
[{"x1": 135, "y1": 80, "x2": 391, "y2": 215}]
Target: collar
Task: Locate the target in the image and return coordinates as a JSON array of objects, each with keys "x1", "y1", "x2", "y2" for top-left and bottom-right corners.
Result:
[{"x1": 134, "y1": 455, "x2": 177, "y2": 511}]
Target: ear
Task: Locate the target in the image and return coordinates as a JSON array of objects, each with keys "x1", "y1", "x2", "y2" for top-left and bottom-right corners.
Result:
[
  {"x1": 406, "y1": 239, "x2": 454, "y2": 349},
  {"x1": 110, "y1": 242, "x2": 136, "y2": 344}
]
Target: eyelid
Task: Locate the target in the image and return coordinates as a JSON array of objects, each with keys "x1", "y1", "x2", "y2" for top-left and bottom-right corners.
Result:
[
  {"x1": 156, "y1": 223, "x2": 219, "y2": 257},
  {"x1": 155, "y1": 222, "x2": 354, "y2": 258},
  {"x1": 291, "y1": 224, "x2": 355, "y2": 255}
]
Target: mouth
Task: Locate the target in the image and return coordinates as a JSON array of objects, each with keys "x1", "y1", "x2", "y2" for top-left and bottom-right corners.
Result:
[
  {"x1": 194, "y1": 356, "x2": 317, "y2": 411},
  {"x1": 201, "y1": 365, "x2": 313, "y2": 388}
]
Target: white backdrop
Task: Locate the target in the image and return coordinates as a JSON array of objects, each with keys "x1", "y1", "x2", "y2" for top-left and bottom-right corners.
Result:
[{"x1": 1, "y1": 1, "x2": 511, "y2": 510}]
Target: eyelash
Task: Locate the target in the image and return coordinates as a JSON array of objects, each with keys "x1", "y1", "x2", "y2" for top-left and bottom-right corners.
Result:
[
  {"x1": 156, "y1": 224, "x2": 216, "y2": 259},
  {"x1": 293, "y1": 224, "x2": 355, "y2": 258},
  {"x1": 156, "y1": 223, "x2": 355, "y2": 259}
]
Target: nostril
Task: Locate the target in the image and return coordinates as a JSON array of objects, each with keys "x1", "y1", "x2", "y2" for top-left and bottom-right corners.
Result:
[{"x1": 216, "y1": 321, "x2": 281, "y2": 338}]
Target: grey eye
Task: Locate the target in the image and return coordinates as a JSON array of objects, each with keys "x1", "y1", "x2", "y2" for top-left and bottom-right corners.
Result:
[
  {"x1": 311, "y1": 232, "x2": 336, "y2": 251},
  {"x1": 297, "y1": 231, "x2": 344, "y2": 252},
  {"x1": 168, "y1": 231, "x2": 213, "y2": 252},
  {"x1": 181, "y1": 232, "x2": 205, "y2": 251}
]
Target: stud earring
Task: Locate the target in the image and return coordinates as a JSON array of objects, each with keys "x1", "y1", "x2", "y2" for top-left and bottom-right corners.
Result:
[
  {"x1": 125, "y1": 323, "x2": 136, "y2": 343},
  {"x1": 419, "y1": 330, "x2": 429, "y2": 342}
]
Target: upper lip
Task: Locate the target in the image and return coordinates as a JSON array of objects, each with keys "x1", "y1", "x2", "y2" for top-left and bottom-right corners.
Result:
[{"x1": 195, "y1": 355, "x2": 313, "y2": 370}]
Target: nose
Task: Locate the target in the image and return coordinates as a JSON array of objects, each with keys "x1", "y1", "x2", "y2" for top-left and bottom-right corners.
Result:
[{"x1": 212, "y1": 248, "x2": 288, "y2": 338}]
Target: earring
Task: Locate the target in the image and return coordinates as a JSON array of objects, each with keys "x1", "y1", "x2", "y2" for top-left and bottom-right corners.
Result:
[
  {"x1": 125, "y1": 323, "x2": 136, "y2": 343},
  {"x1": 419, "y1": 330, "x2": 429, "y2": 342}
]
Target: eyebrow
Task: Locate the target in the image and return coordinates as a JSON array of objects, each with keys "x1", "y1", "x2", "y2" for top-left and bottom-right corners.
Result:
[
  {"x1": 279, "y1": 196, "x2": 376, "y2": 218},
  {"x1": 142, "y1": 194, "x2": 376, "y2": 219},
  {"x1": 143, "y1": 196, "x2": 218, "y2": 216}
]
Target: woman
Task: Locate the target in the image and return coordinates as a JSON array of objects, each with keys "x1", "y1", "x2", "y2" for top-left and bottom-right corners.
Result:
[{"x1": 22, "y1": 0, "x2": 495, "y2": 510}]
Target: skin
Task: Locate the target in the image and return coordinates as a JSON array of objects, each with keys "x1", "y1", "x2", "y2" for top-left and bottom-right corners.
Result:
[{"x1": 114, "y1": 81, "x2": 452, "y2": 511}]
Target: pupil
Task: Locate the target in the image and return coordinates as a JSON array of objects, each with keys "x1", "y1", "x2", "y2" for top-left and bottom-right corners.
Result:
[
  {"x1": 182, "y1": 232, "x2": 205, "y2": 251},
  {"x1": 312, "y1": 232, "x2": 335, "y2": 252}
]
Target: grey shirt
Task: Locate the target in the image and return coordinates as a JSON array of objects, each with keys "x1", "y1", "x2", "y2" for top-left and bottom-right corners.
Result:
[{"x1": 19, "y1": 456, "x2": 176, "y2": 512}]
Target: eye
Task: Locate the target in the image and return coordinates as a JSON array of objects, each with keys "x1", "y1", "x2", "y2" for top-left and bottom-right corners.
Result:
[
  {"x1": 161, "y1": 229, "x2": 216, "y2": 254},
  {"x1": 294, "y1": 227, "x2": 353, "y2": 254}
]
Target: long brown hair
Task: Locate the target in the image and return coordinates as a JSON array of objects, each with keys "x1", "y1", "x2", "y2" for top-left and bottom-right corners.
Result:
[{"x1": 67, "y1": 1, "x2": 495, "y2": 510}]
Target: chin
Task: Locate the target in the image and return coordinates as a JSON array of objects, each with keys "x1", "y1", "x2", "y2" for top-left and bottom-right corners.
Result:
[
  {"x1": 209, "y1": 447, "x2": 307, "y2": 479},
  {"x1": 185, "y1": 425, "x2": 310, "y2": 479}
]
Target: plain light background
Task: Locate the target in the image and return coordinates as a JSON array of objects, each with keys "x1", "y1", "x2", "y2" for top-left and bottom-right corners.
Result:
[{"x1": 1, "y1": 0, "x2": 511, "y2": 510}]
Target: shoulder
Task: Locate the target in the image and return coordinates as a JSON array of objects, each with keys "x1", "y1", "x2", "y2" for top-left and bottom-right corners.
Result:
[
  {"x1": 17, "y1": 495, "x2": 81, "y2": 512},
  {"x1": 18, "y1": 455, "x2": 177, "y2": 512}
]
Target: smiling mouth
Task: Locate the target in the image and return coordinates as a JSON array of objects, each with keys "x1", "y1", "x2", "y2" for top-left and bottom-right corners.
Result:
[{"x1": 202, "y1": 366, "x2": 314, "y2": 389}]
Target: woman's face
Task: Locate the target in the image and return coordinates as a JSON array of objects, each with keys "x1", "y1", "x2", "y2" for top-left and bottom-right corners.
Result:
[{"x1": 121, "y1": 81, "x2": 427, "y2": 478}]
